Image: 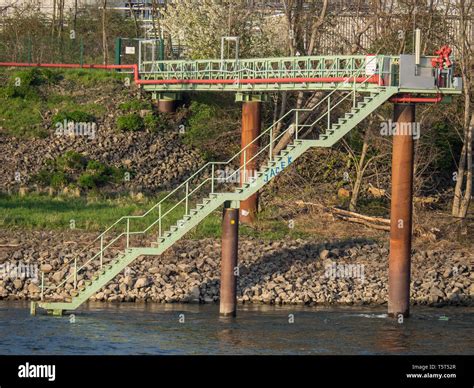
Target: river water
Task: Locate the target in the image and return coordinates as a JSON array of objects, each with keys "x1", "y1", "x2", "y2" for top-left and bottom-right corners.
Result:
[{"x1": 0, "y1": 302, "x2": 472, "y2": 355}]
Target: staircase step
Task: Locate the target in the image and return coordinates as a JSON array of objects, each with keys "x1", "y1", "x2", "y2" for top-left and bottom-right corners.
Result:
[{"x1": 35, "y1": 88, "x2": 398, "y2": 315}]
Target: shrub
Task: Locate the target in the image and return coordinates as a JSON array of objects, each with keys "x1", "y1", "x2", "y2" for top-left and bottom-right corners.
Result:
[
  {"x1": 52, "y1": 110, "x2": 95, "y2": 126},
  {"x1": 77, "y1": 173, "x2": 100, "y2": 189},
  {"x1": 2, "y1": 68, "x2": 59, "y2": 100},
  {"x1": 33, "y1": 151, "x2": 127, "y2": 191},
  {"x1": 119, "y1": 99, "x2": 152, "y2": 112},
  {"x1": 56, "y1": 151, "x2": 87, "y2": 171},
  {"x1": 144, "y1": 113, "x2": 167, "y2": 132},
  {"x1": 116, "y1": 113, "x2": 144, "y2": 132},
  {"x1": 50, "y1": 172, "x2": 68, "y2": 189}
]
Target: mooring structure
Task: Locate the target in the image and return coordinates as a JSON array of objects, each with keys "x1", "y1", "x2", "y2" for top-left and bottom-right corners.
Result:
[{"x1": 1, "y1": 39, "x2": 461, "y2": 319}]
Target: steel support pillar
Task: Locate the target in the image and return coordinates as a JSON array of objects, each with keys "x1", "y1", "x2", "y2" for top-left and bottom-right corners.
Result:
[
  {"x1": 220, "y1": 206, "x2": 239, "y2": 317},
  {"x1": 388, "y1": 103, "x2": 415, "y2": 318},
  {"x1": 240, "y1": 101, "x2": 261, "y2": 224},
  {"x1": 158, "y1": 100, "x2": 175, "y2": 113},
  {"x1": 153, "y1": 92, "x2": 180, "y2": 113}
]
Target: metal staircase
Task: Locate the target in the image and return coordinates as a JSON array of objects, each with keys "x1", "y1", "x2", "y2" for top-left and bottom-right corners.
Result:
[{"x1": 32, "y1": 68, "x2": 399, "y2": 316}]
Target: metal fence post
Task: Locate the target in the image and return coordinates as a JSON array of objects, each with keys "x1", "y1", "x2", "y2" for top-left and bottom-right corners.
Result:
[
  {"x1": 211, "y1": 164, "x2": 215, "y2": 193},
  {"x1": 185, "y1": 182, "x2": 189, "y2": 214},
  {"x1": 353, "y1": 76, "x2": 356, "y2": 108},
  {"x1": 40, "y1": 272, "x2": 44, "y2": 301},
  {"x1": 158, "y1": 204, "x2": 162, "y2": 239},
  {"x1": 327, "y1": 96, "x2": 331, "y2": 130},
  {"x1": 100, "y1": 236, "x2": 103, "y2": 269},
  {"x1": 295, "y1": 111, "x2": 299, "y2": 139},
  {"x1": 126, "y1": 218, "x2": 130, "y2": 248},
  {"x1": 74, "y1": 258, "x2": 77, "y2": 290},
  {"x1": 243, "y1": 149, "x2": 247, "y2": 183},
  {"x1": 269, "y1": 126, "x2": 273, "y2": 161}
]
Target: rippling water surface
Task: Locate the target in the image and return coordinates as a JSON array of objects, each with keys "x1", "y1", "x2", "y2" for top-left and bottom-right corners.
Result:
[{"x1": 0, "y1": 302, "x2": 472, "y2": 355}]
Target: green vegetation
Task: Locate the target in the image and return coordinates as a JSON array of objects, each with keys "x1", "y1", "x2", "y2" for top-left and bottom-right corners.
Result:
[
  {"x1": 0, "y1": 68, "x2": 119, "y2": 138},
  {"x1": 117, "y1": 98, "x2": 168, "y2": 132},
  {"x1": 116, "y1": 113, "x2": 144, "y2": 132},
  {"x1": 0, "y1": 193, "x2": 312, "y2": 240},
  {"x1": 33, "y1": 151, "x2": 127, "y2": 190},
  {"x1": 1, "y1": 68, "x2": 59, "y2": 99},
  {"x1": 119, "y1": 99, "x2": 152, "y2": 112},
  {"x1": 52, "y1": 110, "x2": 96, "y2": 126},
  {"x1": 143, "y1": 113, "x2": 168, "y2": 132},
  {"x1": 0, "y1": 97, "x2": 46, "y2": 138},
  {"x1": 0, "y1": 68, "x2": 57, "y2": 137},
  {"x1": 61, "y1": 69, "x2": 127, "y2": 87}
]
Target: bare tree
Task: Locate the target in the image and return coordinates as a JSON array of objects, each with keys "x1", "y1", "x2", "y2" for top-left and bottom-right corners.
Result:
[
  {"x1": 272, "y1": 0, "x2": 329, "y2": 155},
  {"x1": 452, "y1": 0, "x2": 473, "y2": 219},
  {"x1": 51, "y1": 0, "x2": 57, "y2": 36},
  {"x1": 102, "y1": 0, "x2": 108, "y2": 64}
]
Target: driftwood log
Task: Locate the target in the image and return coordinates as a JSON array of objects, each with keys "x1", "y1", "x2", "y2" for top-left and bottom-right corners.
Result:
[{"x1": 295, "y1": 200, "x2": 391, "y2": 231}]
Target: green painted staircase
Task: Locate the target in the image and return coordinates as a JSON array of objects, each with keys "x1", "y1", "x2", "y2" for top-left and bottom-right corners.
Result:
[{"x1": 32, "y1": 78, "x2": 398, "y2": 316}]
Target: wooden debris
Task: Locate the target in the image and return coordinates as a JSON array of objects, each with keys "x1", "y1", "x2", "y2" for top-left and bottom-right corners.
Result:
[{"x1": 295, "y1": 200, "x2": 390, "y2": 231}]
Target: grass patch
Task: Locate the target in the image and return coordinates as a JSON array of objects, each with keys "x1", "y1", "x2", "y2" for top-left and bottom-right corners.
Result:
[
  {"x1": 61, "y1": 69, "x2": 128, "y2": 87},
  {"x1": 116, "y1": 113, "x2": 144, "y2": 132},
  {"x1": 0, "y1": 68, "x2": 117, "y2": 138},
  {"x1": 119, "y1": 98, "x2": 152, "y2": 112},
  {"x1": 0, "y1": 97, "x2": 46, "y2": 137},
  {"x1": 0, "y1": 193, "x2": 311, "y2": 241}
]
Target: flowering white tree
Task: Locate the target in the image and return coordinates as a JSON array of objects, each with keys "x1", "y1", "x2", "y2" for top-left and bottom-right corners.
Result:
[{"x1": 161, "y1": 0, "x2": 286, "y2": 59}]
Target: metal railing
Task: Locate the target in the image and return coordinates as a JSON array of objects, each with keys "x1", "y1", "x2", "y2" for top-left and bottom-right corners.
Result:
[
  {"x1": 140, "y1": 54, "x2": 381, "y2": 80},
  {"x1": 39, "y1": 56, "x2": 385, "y2": 301}
]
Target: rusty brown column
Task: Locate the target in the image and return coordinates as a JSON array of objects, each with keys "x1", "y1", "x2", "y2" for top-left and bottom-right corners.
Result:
[
  {"x1": 220, "y1": 206, "x2": 239, "y2": 317},
  {"x1": 388, "y1": 103, "x2": 415, "y2": 318},
  {"x1": 154, "y1": 93, "x2": 180, "y2": 113},
  {"x1": 240, "y1": 101, "x2": 261, "y2": 224},
  {"x1": 157, "y1": 99, "x2": 175, "y2": 113}
]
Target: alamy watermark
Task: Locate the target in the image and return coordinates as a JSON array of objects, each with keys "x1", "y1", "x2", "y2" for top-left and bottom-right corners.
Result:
[
  {"x1": 55, "y1": 119, "x2": 97, "y2": 140},
  {"x1": 0, "y1": 261, "x2": 39, "y2": 281},
  {"x1": 380, "y1": 120, "x2": 420, "y2": 140},
  {"x1": 324, "y1": 261, "x2": 365, "y2": 283},
  {"x1": 215, "y1": 168, "x2": 258, "y2": 184}
]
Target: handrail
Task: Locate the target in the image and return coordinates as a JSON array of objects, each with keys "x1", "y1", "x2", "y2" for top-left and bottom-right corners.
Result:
[
  {"x1": 225, "y1": 61, "x2": 381, "y2": 182},
  {"x1": 40, "y1": 55, "x2": 385, "y2": 298}
]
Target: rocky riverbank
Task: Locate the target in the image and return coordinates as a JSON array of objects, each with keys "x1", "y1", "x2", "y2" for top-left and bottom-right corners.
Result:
[
  {"x1": 0, "y1": 130, "x2": 204, "y2": 195},
  {"x1": 0, "y1": 231, "x2": 472, "y2": 306}
]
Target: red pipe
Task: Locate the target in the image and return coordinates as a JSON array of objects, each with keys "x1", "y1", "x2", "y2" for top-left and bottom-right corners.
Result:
[
  {"x1": 389, "y1": 94, "x2": 443, "y2": 103},
  {"x1": 0, "y1": 61, "x2": 381, "y2": 86}
]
